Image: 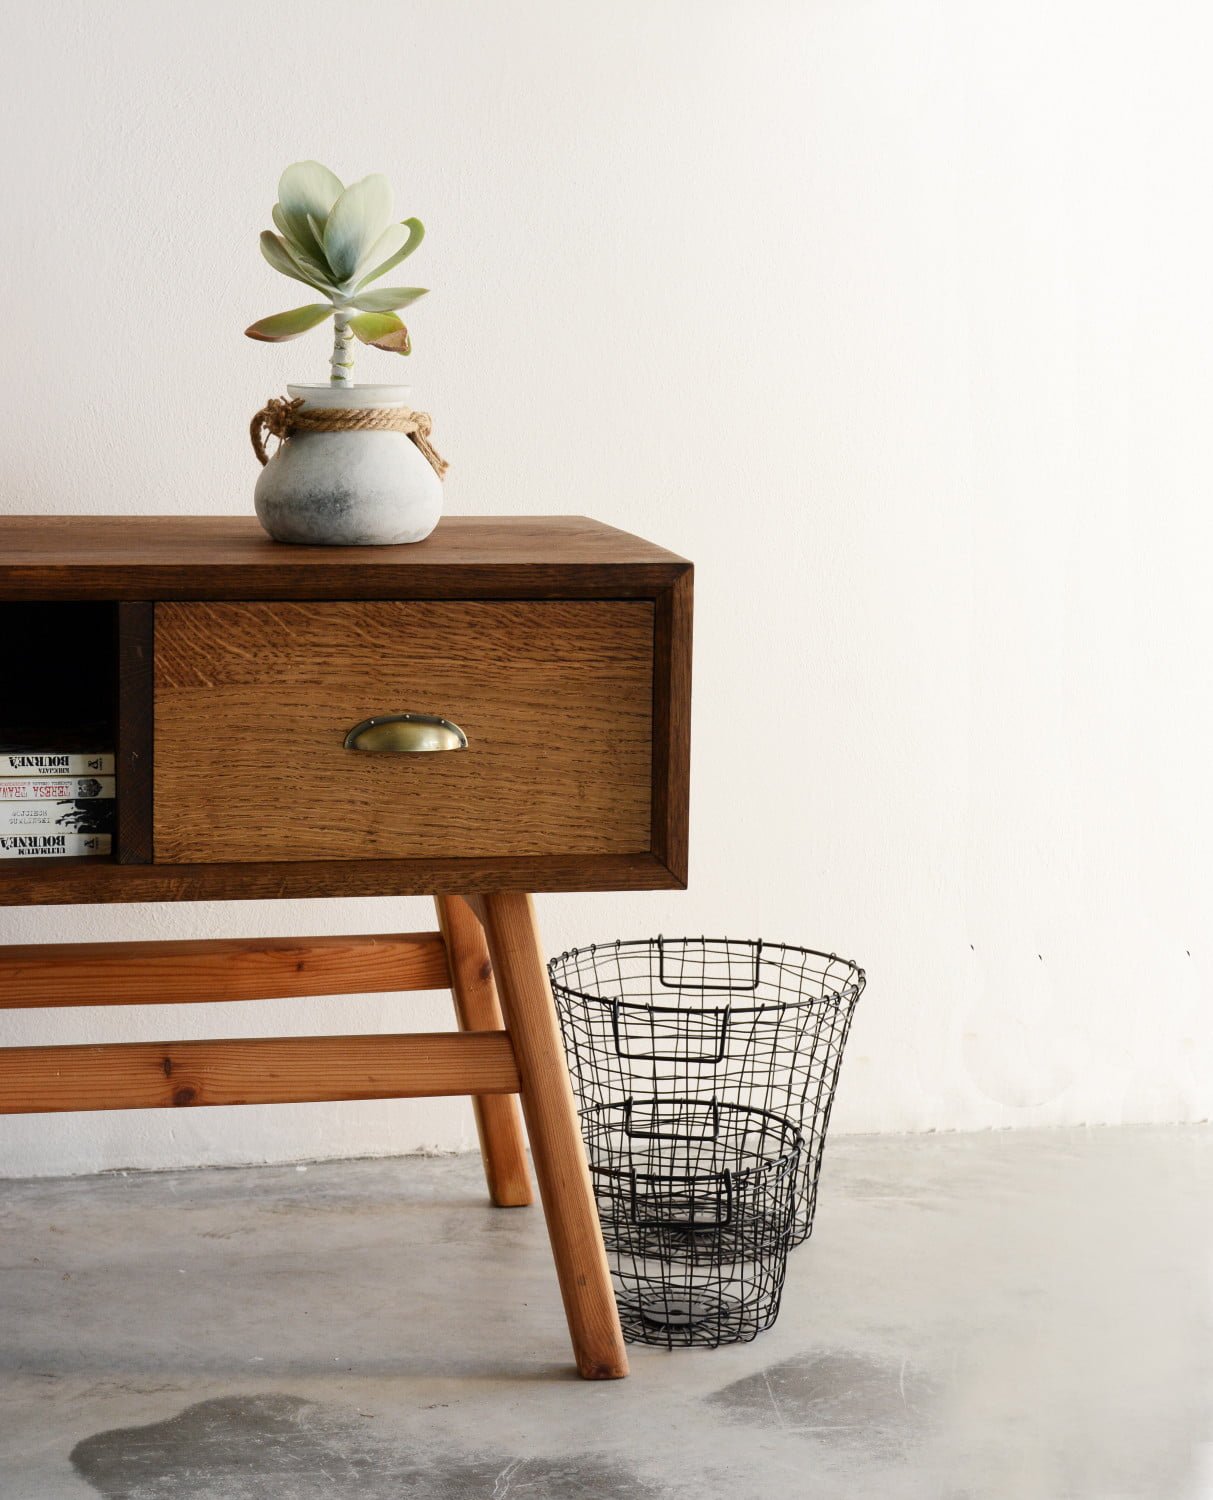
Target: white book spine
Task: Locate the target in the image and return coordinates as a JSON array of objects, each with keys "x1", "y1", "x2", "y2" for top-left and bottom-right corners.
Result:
[
  {"x1": 0, "y1": 775, "x2": 116, "y2": 801},
  {"x1": 0, "y1": 752, "x2": 114, "y2": 775},
  {"x1": 0, "y1": 800, "x2": 115, "y2": 832},
  {"x1": 0, "y1": 833, "x2": 111, "y2": 859}
]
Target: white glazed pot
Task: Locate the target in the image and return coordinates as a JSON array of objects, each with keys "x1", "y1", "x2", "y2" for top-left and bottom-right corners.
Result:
[{"x1": 254, "y1": 384, "x2": 443, "y2": 546}]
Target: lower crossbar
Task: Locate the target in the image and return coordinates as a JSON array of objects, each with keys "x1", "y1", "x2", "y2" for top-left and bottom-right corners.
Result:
[{"x1": 0, "y1": 1031, "x2": 520, "y2": 1114}]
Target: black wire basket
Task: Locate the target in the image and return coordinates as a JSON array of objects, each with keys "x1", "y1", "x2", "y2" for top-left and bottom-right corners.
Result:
[
  {"x1": 550, "y1": 937, "x2": 865, "y2": 1247},
  {"x1": 582, "y1": 1098, "x2": 802, "y2": 1347}
]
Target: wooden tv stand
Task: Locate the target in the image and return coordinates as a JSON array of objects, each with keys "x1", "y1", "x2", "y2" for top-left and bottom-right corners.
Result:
[{"x1": 0, "y1": 515, "x2": 693, "y2": 1381}]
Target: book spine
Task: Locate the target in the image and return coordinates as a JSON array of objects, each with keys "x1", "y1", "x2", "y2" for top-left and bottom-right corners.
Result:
[
  {"x1": 0, "y1": 833, "x2": 112, "y2": 859},
  {"x1": 0, "y1": 775, "x2": 116, "y2": 801},
  {"x1": 0, "y1": 752, "x2": 114, "y2": 775},
  {"x1": 0, "y1": 800, "x2": 116, "y2": 833}
]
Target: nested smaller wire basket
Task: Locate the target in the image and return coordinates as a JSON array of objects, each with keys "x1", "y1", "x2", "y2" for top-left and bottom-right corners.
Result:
[
  {"x1": 550, "y1": 936, "x2": 865, "y2": 1247},
  {"x1": 582, "y1": 1098, "x2": 802, "y2": 1347}
]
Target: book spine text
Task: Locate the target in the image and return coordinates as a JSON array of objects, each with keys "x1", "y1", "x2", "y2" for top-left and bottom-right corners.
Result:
[
  {"x1": 0, "y1": 833, "x2": 112, "y2": 858},
  {"x1": 0, "y1": 775, "x2": 116, "y2": 801},
  {"x1": 0, "y1": 800, "x2": 116, "y2": 833},
  {"x1": 0, "y1": 752, "x2": 114, "y2": 775}
]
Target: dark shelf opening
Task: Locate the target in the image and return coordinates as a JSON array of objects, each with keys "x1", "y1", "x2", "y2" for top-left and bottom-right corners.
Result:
[
  {"x1": 0, "y1": 602, "x2": 117, "y2": 753},
  {"x1": 0, "y1": 601, "x2": 119, "y2": 867}
]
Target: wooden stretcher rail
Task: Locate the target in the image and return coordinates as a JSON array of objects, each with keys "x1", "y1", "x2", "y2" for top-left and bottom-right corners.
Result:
[
  {"x1": 0, "y1": 1030, "x2": 519, "y2": 1114},
  {"x1": 0, "y1": 933, "x2": 451, "y2": 1009}
]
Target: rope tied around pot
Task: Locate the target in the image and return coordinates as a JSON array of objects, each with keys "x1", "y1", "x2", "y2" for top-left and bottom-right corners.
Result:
[{"x1": 250, "y1": 396, "x2": 449, "y2": 479}]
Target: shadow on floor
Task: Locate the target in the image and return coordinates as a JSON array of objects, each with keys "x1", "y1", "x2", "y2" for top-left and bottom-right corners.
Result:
[{"x1": 71, "y1": 1393, "x2": 669, "y2": 1500}]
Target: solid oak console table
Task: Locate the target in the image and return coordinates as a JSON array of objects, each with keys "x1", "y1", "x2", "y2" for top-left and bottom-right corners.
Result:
[{"x1": 0, "y1": 514, "x2": 693, "y2": 1381}]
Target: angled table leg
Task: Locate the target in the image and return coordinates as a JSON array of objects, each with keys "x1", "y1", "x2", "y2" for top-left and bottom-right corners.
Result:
[
  {"x1": 480, "y1": 891, "x2": 628, "y2": 1380},
  {"x1": 434, "y1": 893, "x2": 533, "y2": 1208}
]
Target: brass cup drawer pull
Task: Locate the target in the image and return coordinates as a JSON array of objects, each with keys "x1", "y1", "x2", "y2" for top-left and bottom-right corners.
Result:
[{"x1": 344, "y1": 713, "x2": 468, "y2": 754}]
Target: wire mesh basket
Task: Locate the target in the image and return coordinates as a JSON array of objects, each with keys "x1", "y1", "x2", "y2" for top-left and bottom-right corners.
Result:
[
  {"x1": 582, "y1": 1098, "x2": 802, "y2": 1347},
  {"x1": 550, "y1": 937, "x2": 865, "y2": 1247}
]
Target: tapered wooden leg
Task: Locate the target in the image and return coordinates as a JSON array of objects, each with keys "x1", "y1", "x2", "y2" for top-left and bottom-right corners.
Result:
[
  {"x1": 434, "y1": 894, "x2": 533, "y2": 1208},
  {"x1": 480, "y1": 891, "x2": 628, "y2": 1380}
]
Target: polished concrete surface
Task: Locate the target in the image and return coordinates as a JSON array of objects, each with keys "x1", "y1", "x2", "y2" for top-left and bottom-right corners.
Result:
[{"x1": 1, "y1": 1125, "x2": 1210, "y2": 1499}]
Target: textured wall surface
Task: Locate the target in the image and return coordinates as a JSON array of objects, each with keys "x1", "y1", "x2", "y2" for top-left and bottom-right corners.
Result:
[{"x1": 1, "y1": 0, "x2": 1210, "y2": 1174}]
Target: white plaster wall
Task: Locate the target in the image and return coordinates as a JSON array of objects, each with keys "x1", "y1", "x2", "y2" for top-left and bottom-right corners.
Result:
[{"x1": 0, "y1": 0, "x2": 1210, "y2": 1175}]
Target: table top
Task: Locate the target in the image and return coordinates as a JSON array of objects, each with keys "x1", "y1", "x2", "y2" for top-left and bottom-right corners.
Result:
[{"x1": 0, "y1": 515, "x2": 690, "y2": 600}]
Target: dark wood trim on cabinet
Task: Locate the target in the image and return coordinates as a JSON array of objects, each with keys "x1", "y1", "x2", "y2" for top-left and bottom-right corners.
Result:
[
  {"x1": 114, "y1": 602, "x2": 154, "y2": 864},
  {"x1": 650, "y1": 568, "x2": 693, "y2": 885},
  {"x1": 0, "y1": 515, "x2": 689, "y2": 601},
  {"x1": 0, "y1": 850, "x2": 681, "y2": 907}
]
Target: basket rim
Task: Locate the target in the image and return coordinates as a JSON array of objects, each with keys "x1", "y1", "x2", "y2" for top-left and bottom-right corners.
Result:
[
  {"x1": 580, "y1": 1098, "x2": 805, "y2": 1183},
  {"x1": 548, "y1": 935, "x2": 865, "y2": 1015}
]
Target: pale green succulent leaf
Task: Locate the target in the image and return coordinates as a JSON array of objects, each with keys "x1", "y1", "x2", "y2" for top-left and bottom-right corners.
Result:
[
  {"x1": 349, "y1": 286, "x2": 428, "y2": 314},
  {"x1": 355, "y1": 218, "x2": 424, "y2": 289},
  {"x1": 259, "y1": 232, "x2": 334, "y2": 294},
  {"x1": 271, "y1": 206, "x2": 333, "y2": 280},
  {"x1": 324, "y1": 174, "x2": 393, "y2": 283},
  {"x1": 277, "y1": 161, "x2": 343, "y2": 258},
  {"x1": 271, "y1": 202, "x2": 308, "y2": 256},
  {"x1": 348, "y1": 310, "x2": 411, "y2": 354},
  {"x1": 354, "y1": 222, "x2": 407, "y2": 279},
  {"x1": 244, "y1": 303, "x2": 334, "y2": 342},
  {"x1": 271, "y1": 202, "x2": 296, "y2": 243},
  {"x1": 301, "y1": 214, "x2": 335, "y2": 279}
]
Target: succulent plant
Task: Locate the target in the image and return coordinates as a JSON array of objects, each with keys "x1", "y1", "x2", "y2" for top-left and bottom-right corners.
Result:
[{"x1": 246, "y1": 161, "x2": 427, "y2": 386}]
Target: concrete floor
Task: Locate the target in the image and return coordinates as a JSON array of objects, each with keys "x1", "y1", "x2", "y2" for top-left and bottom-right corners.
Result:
[{"x1": 1, "y1": 1126, "x2": 1211, "y2": 1500}]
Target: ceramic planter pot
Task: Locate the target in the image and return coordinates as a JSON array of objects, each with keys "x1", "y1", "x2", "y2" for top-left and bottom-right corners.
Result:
[{"x1": 254, "y1": 384, "x2": 443, "y2": 547}]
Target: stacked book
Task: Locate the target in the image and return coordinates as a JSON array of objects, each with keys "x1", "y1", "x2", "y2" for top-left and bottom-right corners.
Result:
[{"x1": 0, "y1": 749, "x2": 115, "y2": 859}]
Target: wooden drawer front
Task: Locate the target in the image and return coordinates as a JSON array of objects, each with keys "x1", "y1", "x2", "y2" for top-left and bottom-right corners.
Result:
[{"x1": 154, "y1": 600, "x2": 654, "y2": 864}]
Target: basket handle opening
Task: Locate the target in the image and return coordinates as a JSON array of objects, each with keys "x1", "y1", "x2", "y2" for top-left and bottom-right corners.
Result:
[
  {"x1": 622, "y1": 1097, "x2": 722, "y2": 1141},
  {"x1": 610, "y1": 1000, "x2": 733, "y2": 1064},
  {"x1": 627, "y1": 1166, "x2": 734, "y2": 1231},
  {"x1": 657, "y1": 936, "x2": 764, "y2": 994}
]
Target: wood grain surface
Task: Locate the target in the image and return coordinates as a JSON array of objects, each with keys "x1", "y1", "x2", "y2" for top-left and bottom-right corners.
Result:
[
  {"x1": 0, "y1": 932, "x2": 450, "y2": 1008},
  {"x1": 482, "y1": 891, "x2": 629, "y2": 1379},
  {"x1": 154, "y1": 599, "x2": 654, "y2": 864},
  {"x1": 0, "y1": 514, "x2": 693, "y2": 904},
  {"x1": 0, "y1": 1031, "x2": 518, "y2": 1114},
  {"x1": 0, "y1": 850, "x2": 680, "y2": 906},
  {"x1": 436, "y1": 893, "x2": 533, "y2": 1207},
  {"x1": 0, "y1": 515, "x2": 689, "y2": 601}
]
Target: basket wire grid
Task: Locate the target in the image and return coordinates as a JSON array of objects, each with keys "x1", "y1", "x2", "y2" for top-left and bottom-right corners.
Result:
[
  {"x1": 581, "y1": 1099, "x2": 802, "y2": 1347},
  {"x1": 550, "y1": 937, "x2": 865, "y2": 1247}
]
